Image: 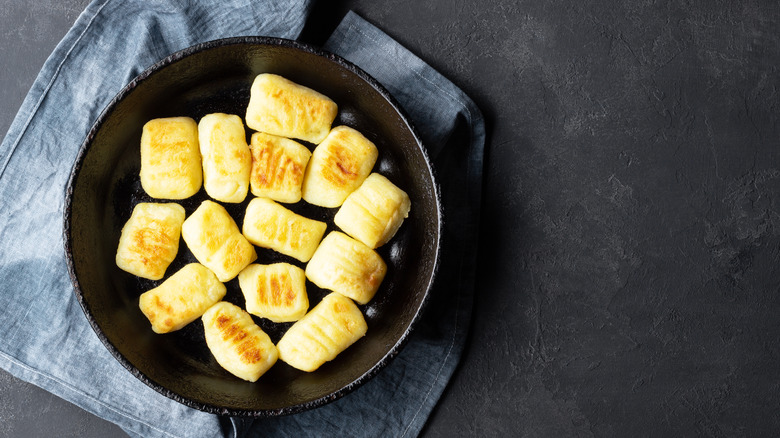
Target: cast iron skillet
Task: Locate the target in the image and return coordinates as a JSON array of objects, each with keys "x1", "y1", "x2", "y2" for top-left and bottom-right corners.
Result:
[{"x1": 63, "y1": 37, "x2": 440, "y2": 416}]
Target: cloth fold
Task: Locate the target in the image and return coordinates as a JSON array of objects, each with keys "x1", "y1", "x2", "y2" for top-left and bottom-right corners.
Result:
[{"x1": 0, "y1": 2, "x2": 484, "y2": 437}]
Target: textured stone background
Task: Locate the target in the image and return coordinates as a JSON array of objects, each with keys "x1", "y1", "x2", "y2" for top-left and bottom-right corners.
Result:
[{"x1": 2, "y1": 0, "x2": 780, "y2": 436}]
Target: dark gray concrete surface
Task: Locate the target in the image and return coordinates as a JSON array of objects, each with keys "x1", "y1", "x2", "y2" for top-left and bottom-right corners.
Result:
[{"x1": 4, "y1": 0, "x2": 780, "y2": 437}]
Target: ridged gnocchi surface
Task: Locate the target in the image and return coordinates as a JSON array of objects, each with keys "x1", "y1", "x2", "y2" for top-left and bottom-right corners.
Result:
[
  {"x1": 198, "y1": 113, "x2": 251, "y2": 203},
  {"x1": 277, "y1": 292, "x2": 367, "y2": 372},
  {"x1": 305, "y1": 231, "x2": 387, "y2": 305},
  {"x1": 202, "y1": 301, "x2": 278, "y2": 382},
  {"x1": 181, "y1": 200, "x2": 257, "y2": 282},
  {"x1": 138, "y1": 263, "x2": 226, "y2": 334},
  {"x1": 248, "y1": 132, "x2": 311, "y2": 203},
  {"x1": 238, "y1": 263, "x2": 309, "y2": 323},
  {"x1": 115, "y1": 202, "x2": 185, "y2": 280},
  {"x1": 242, "y1": 197, "x2": 326, "y2": 263},
  {"x1": 301, "y1": 126, "x2": 378, "y2": 208},
  {"x1": 245, "y1": 73, "x2": 338, "y2": 144},
  {"x1": 334, "y1": 173, "x2": 411, "y2": 249},
  {"x1": 140, "y1": 117, "x2": 202, "y2": 199}
]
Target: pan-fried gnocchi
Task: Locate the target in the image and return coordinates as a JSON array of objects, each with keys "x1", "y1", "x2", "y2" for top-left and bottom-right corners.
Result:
[
  {"x1": 181, "y1": 200, "x2": 257, "y2": 282},
  {"x1": 198, "y1": 113, "x2": 251, "y2": 203},
  {"x1": 138, "y1": 263, "x2": 226, "y2": 334},
  {"x1": 277, "y1": 292, "x2": 367, "y2": 372},
  {"x1": 301, "y1": 126, "x2": 378, "y2": 208},
  {"x1": 305, "y1": 231, "x2": 387, "y2": 305},
  {"x1": 242, "y1": 197, "x2": 327, "y2": 263},
  {"x1": 115, "y1": 202, "x2": 185, "y2": 280},
  {"x1": 248, "y1": 132, "x2": 312, "y2": 203},
  {"x1": 140, "y1": 117, "x2": 202, "y2": 199},
  {"x1": 334, "y1": 173, "x2": 411, "y2": 249},
  {"x1": 245, "y1": 73, "x2": 338, "y2": 144},
  {"x1": 202, "y1": 301, "x2": 278, "y2": 382},
  {"x1": 238, "y1": 263, "x2": 308, "y2": 323},
  {"x1": 122, "y1": 73, "x2": 416, "y2": 383}
]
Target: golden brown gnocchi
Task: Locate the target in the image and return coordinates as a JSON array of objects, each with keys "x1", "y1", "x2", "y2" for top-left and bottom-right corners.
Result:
[
  {"x1": 301, "y1": 126, "x2": 378, "y2": 208},
  {"x1": 238, "y1": 263, "x2": 309, "y2": 323},
  {"x1": 181, "y1": 200, "x2": 257, "y2": 282},
  {"x1": 334, "y1": 173, "x2": 411, "y2": 248},
  {"x1": 115, "y1": 202, "x2": 185, "y2": 280},
  {"x1": 305, "y1": 231, "x2": 387, "y2": 305},
  {"x1": 242, "y1": 197, "x2": 326, "y2": 263},
  {"x1": 138, "y1": 263, "x2": 226, "y2": 334},
  {"x1": 276, "y1": 292, "x2": 367, "y2": 372},
  {"x1": 248, "y1": 132, "x2": 311, "y2": 203},
  {"x1": 198, "y1": 113, "x2": 251, "y2": 203},
  {"x1": 140, "y1": 117, "x2": 202, "y2": 199},
  {"x1": 123, "y1": 72, "x2": 416, "y2": 383},
  {"x1": 202, "y1": 301, "x2": 278, "y2": 382},
  {"x1": 245, "y1": 73, "x2": 338, "y2": 144}
]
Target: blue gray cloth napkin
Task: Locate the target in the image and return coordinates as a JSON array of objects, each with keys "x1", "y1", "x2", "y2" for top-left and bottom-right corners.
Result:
[{"x1": 0, "y1": 1, "x2": 484, "y2": 437}]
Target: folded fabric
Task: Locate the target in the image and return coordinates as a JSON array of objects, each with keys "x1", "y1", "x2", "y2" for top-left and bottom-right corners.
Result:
[{"x1": 0, "y1": 2, "x2": 484, "y2": 438}]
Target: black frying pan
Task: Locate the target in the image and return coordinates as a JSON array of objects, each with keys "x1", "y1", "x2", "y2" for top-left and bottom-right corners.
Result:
[{"x1": 63, "y1": 37, "x2": 440, "y2": 416}]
